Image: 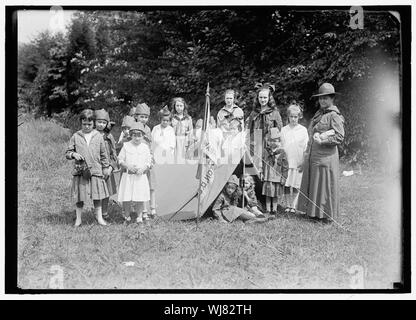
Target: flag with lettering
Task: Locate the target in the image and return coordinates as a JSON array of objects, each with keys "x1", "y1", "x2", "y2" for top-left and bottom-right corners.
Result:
[{"x1": 197, "y1": 84, "x2": 216, "y2": 204}]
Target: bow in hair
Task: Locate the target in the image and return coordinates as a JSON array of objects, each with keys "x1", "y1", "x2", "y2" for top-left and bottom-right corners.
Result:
[{"x1": 255, "y1": 82, "x2": 275, "y2": 92}]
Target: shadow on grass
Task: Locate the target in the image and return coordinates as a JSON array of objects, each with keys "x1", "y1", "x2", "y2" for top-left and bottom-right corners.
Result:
[
  {"x1": 42, "y1": 205, "x2": 126, "y2": 226},
  {"x1": 41, "y1": 210, "x2": 75, "y2": 225},
  {"x1": 277, "y1": 211, "x2": 325, "y2": 224}
]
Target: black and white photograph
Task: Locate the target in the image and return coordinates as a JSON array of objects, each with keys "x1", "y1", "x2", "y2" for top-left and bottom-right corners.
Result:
[{"x1": 7, "y1": 3, "x2": 410, "y2": 293}]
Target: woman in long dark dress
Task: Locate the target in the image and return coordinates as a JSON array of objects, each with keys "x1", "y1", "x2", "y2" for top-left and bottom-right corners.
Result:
[{"x1": 297, "y1": 83, "x2": 345, "y2": 222}]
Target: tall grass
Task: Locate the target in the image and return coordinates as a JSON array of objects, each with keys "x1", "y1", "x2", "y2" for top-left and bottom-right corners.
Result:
[
  {"x1": 18, "y1": 119, "x2": 72, "y2": 172},
  {"x1": 17, "y1": 118, "x2": 402, "y2": 289}
]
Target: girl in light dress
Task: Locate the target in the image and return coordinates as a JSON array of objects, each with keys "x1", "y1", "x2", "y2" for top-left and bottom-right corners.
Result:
[
  {"x1": 134, "y1": 103, "x2": 156, "y2": 219},
  {"x1": 151, "y1": 106, "x2": 176, "y2": 164},
  {"x1": 281, "y1": 103, "x2": 309, "y2": 213},
  {"x1": 117, "y1": 121, "x2": 152, "y2": 224}
]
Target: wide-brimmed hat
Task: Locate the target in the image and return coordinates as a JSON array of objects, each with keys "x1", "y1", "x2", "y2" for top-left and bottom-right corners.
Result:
[
  {"x1": 94, "y1": 109, "x2": 110, "y2": 122},
  {"x1": 121, "y1": 115, "x2": 135, "y2": 128},
  {"x1": 311, "y1": 83, "x2": 337, "y2": 97},
  {"x1": 135, "y1": 103, "x2": 150, "y2": 115},
  {"x1": 227, "y1": 174, "x2": 239, "y2": 187},
  {"x1": 129, "y1": 121, "x2": 146, "y2": 134}
]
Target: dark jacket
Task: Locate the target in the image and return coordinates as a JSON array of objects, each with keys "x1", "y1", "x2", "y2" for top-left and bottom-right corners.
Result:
[
  {"x1": 263, "y1": 147, "x2": 288, "y2": 184},
  {"x1": 66, "y1": 129, "x2": 110, "y2": 177}
]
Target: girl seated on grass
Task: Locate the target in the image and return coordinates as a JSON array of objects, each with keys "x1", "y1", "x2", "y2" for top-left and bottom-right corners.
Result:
[
  {"x1": 242, "y1": 174, "x2": 265, "y2": 217},
  {"x1": 212, "y1": 175, "x2": 271, "y2": 224},
  {"x1": 117, "y1": 121, "x2": 152, "y2": 224},
  {"x1": 65, "y1": 109, "x2": 111, "y2": 227}
]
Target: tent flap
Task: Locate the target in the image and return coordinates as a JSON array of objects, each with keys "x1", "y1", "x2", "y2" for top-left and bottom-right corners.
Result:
[{"x1": 155, "y1": 150, "x2": 259, "y2": 220}]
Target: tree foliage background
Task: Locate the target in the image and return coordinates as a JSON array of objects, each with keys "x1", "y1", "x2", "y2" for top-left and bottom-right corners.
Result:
[{"x1": 18, "y1": 8, "x2": 401, "y2": 166}]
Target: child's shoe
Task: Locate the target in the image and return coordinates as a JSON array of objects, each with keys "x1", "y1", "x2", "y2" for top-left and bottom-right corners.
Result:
[
  {"x1": 95, "y1": 207, "x2": 108, "y2": 226},
  {"x1": 74, "y1": 219, "x2": 82, "y2": 227},
  {"x1": 216, "y1": 217, "x2": 228, "y2": 223},
  {"x1": 96, "y1": 216, "x2": 108, "y2": 226},
  {"x1": 142, "y1": 211, "x2": 149, "y2": 220},
  {"x1": 97, "y1": 219, "x2": 108, "y2": 226},
  {"x1": 143, "y1": 215, "x2": 150, "y2": 225},
  {"x1": 276, "y1": 204, "x2": 285, "y2": 214},
  {"x1": 149, "y1": 208, "x2": 157, "y2": 219}
]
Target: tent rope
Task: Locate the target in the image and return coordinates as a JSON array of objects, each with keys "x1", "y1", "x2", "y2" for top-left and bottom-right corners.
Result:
[
  {"x1": 247, "y1": 144, "x2": 353, "y2": 233},
  {"x1": 168, "y1": 192, "x2": 198, "y2": 222}
]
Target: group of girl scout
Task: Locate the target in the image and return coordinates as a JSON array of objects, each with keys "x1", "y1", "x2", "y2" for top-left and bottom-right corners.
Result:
[{"x1": 65, "y1": 84, "x2": 312, "y2": 226}]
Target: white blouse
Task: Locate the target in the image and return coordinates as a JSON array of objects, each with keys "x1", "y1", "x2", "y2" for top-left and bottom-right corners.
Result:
[
  {"x1": 281, "y1": 124, "x2": 309, "y2": 168},
  {"x1": 151, "y1": 124, "x2": 176, "y2": 152},
  {"x1": 118, "y1": 141, "x2": 152, "y2": 171}
]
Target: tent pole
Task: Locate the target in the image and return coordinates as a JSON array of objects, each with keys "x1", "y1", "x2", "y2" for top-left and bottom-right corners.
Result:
[
  {"x1": 168, "y1": 192, "x2": 198, "y2": 221},
  {"x1": 242, "y1": 134, "x2": 246, "y2": 208},
  {"x1": 196, "y1": 83, "x2": 210, "y2": 229}
]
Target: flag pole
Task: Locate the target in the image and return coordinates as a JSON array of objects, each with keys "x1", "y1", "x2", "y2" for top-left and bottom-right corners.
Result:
[
  {"x1": 242, "y1": 133, "x2": 246, "y2": 209},
  {"x1": 196, "y1": 83, "x2": 210, "y2": 228}
]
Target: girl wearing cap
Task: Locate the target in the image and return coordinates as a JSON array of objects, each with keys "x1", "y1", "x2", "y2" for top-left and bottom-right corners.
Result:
[
  {"x1": 170, "y1": 97, "x2": 193, "y2": 162},
  {"x1": 134, "y1": 103, "x2": 152, "y2": 144},
  {"x1": 297, "y1": 83, "x2": 345, "y2": 222},
  {"x1": 135, "y1": 102, "x2": 157, "y2": 219},
  {"x1": 262, "y1": 128, "x2": 289, "y2": 215},
  {"x1": 212, "y1": 175, "x2": 270, "y2": 224},
  {"x1": 95, "y1": 109, "x2": 119, "y2": 219},
  {"x1": 65, "y1": 109, "x2": 111, "y2": 227},
  {"x1": 117, "y1": 121, "x2": 152, "y2": 224},
  {"x1": 151, "y1": 106, "x2": 176, "y2": 163},
  {"x1": 281, "y1": 103, "x2": 309, "y2": 213},
  {"x1": 116, "y1": 115, "x2": 135, "y2": 152},
  {"x1": 246, "y1": 83, "x2": 283, "y2": 179}
]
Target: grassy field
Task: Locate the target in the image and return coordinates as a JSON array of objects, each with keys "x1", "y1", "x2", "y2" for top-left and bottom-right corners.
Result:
[{"x1": 17, "y1": 118, "x2": 402, "y2": 289}]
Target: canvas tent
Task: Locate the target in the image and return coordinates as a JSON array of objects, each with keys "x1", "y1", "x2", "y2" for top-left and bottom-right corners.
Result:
[
  {"x1": 154, "y1": 131, "x2": 260, "y2": 220},
  {"x1": 111, "y1": 130, "x2": 260, "y2": 220}
]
